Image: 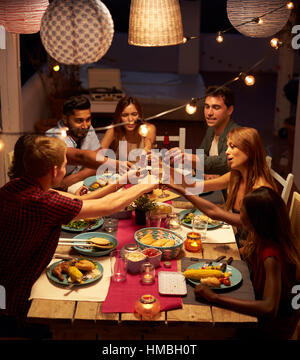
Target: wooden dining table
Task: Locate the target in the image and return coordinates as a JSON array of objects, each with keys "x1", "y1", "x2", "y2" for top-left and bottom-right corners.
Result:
[{"x1": 27, "y1": 191, "x2": 258, "y2": 340}]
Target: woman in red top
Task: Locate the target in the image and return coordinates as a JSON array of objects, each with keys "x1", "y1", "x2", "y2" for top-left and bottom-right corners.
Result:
[{"x1": 195, "y1": 186, "x2": 300, "y2": 339}]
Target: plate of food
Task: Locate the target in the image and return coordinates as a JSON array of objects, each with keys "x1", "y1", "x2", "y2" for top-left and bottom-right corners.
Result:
[
  {"x1": 184, "y1": 261, "x2": 242, "y2": 290},
  {"x1": 72, "y1": 231, "x2": 118, "y2": 257},
  {"x1": 62, "y1": 218, "x2": 104, "y2": 232},
  {"x1": 179, "y1": 209, "x2": 223, "y2": 230},
  {"x1": 84, "y1": 174, "x2": 119, "y2": 191},
  {"x1": 47, "y1": 258, "x2": 103, "y2": 287}
]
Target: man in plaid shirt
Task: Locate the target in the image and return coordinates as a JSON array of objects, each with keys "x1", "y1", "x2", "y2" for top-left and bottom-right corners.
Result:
[{"x1": 0, "y1": 136, "x2": 156, "y2": 337}]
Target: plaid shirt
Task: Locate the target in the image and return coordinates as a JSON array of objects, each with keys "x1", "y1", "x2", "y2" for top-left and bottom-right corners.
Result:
[{"x1": 0, "y1": 177, "x2": 82, "y2": 320}]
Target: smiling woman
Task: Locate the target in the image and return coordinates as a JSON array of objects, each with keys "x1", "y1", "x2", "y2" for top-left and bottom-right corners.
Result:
[
  {"x1": 100, "y1": 96, "x2": 156, "y2": 160},
  {"x1": 166, "y1": 127, "x2": 277, "y2": 247}
]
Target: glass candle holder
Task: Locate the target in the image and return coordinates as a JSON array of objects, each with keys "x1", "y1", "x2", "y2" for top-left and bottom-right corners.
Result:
[
  {"x1": 184, "y1": 232, "x2": 202, "y2": 252},
  {"x1": 134, "y1": 294, "x2": 161, "y2": 319},
  {"x1": 140, "y1": 262, "x2": 155, "y2": 284}
]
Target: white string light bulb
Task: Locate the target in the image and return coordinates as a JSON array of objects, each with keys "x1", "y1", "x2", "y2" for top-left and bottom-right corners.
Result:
[
  {"x1": 185, "y1": 103, "x2": 197, "y2": 115},
  {"x1": 244, "y1": 75, "x2": 255, "y2": 86},
  {"x1": 286, "y1": 2, "x2": 294, "y2": 10},
  {"x1": 0, "y1": 139, "x2": 4, "y2": 151},
  {"x1": 270, "y1": 37, "x2": 282, "y2": 49},
  {"x1": 138, "y1": 124, "x2": 149, "y2": 137},
  {"x1": 53, "y1": 64, "x2": 60, "y2": 72},
  {"x1": 216, "y1": 32, "x2": 224, "y2": 43}
]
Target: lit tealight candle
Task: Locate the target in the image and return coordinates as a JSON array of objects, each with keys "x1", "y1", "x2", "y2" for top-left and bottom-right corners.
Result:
[
  {"x1": 140, "y1": 262, "x2": 155, "y2": 284},
  {"x1": 143, "y1": 273, "x2": 154, "y2": 283},
  {"x1": 185, "y1": 232, "x2": 202, "y2": 252}
]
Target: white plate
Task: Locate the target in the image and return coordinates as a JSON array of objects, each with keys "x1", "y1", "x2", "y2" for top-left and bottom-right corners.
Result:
[{"x1": 158, "y1": 271, "x2": 187, "y2": 295}]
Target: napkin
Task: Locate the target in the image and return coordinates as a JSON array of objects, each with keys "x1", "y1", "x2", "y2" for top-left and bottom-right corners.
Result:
[
  {"x1": 29, "y1": 257, "x2": 111, "y2": 302},
  {"x1": 172, "y1": 207, "x2": 236, "y2": 244}
]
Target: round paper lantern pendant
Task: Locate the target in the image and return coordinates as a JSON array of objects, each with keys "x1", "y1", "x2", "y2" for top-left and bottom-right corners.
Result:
[
  {"x1": 0, "y1": 0, "x2": 49, "y2": 34},
  {"x1": 227, "y1": 0, "x2": 291, "y2": 38},
  {"x1": 40, "y1": 0, "x2": 114, "y2": 65}
]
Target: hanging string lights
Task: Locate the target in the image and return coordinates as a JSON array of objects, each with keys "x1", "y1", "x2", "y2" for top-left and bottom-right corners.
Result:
[
  {"x1": 181, "y1": 1, "x2": 294, "y2": 45},
  {"x1": 0, "y1": 1, "x2": 296, "y2": 148}
]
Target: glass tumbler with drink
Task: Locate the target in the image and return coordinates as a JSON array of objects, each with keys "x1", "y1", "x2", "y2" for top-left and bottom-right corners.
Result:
[{"x1": 192, "y1": 214, "x2": 208, "y2": 242}]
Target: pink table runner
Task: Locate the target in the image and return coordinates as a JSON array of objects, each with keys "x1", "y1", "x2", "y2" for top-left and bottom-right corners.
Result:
[{"x1": 101, "y1": 213, "x2": 183, "y2": 313}]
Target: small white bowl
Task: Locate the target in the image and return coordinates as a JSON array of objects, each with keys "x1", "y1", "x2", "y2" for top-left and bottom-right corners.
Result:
[{"x1": 125, "y1": 252, "x2": 147, "y2": 274}]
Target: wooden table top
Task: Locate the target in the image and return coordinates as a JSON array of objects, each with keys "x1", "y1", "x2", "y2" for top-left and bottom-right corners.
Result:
[
  {"x1": 27, "y1": 191, "x2": 257, "y2": 340},
  {"x1": 27, "y1": 241, "x2": 257, "y2": 340}
]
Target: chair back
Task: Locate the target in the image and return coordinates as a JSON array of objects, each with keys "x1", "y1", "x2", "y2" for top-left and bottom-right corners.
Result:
[
  {"x1": 155, "y1": 128, "x2": 186, "y2": 151},
  {"x1": 266, "y1": 156, "x2": 294, "y2": 204},
  {"x1": 289, "y1": 192, "x2": 300, "y2": 242}
]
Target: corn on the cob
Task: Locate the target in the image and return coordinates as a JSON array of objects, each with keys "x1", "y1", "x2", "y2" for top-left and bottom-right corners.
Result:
[
  {"x1": 183, "y1": 268, "x2": 224, "y2": 280},
  {"x1": 68, "y1": 266, "x2": 84, "y2": 283}
]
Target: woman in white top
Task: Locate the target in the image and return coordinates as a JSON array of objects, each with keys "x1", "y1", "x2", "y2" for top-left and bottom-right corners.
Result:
[{"x1": 100, "y1": 96, "x2": 156, "y2": 161}]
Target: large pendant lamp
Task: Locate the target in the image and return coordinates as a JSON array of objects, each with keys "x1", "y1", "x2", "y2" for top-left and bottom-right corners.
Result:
[
  {"x1": 0, "y1": 0, "x2": 49, "y2": 34},
  {"x1": 227, "y1": 0, "x2": 291, "y2": 38},
  {"x1": 128, "y1": 0, "x2": 184, "y2": 46},
  {"x1": 40, "y1": 0, "x2": 114, "y2": 65}
]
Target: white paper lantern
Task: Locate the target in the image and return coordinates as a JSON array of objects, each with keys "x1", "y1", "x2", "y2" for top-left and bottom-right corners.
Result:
[
  {"x1": 128, "y1": 0, "x2": 184, "y2": 46},
  {"x1": 227, "y1": 0, "x2": 291, "y2": 38},
  {"x1": 0, "y1": 0, "x2": 49, "y2": 34},
  {"x1": 40, "y1": 0, "x2": 114, "y2": 65}
]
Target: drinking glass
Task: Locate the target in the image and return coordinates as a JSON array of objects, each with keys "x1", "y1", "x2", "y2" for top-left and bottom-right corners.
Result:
[
  {"x1": 104, "y1": 217, "x2": 118, "y2": 233},
  {"x1": 146, "y1": 211, "x2": 162, "y2": 227},
  {"x1": 165, "y1": 213, "x2": 181, "y2": 230},
  {"x1": 110, "y1": 250, "x2": 127, "y2": 282},
  {"x1": 192, "y1": 215, "x2": 208, "y2": 242}
]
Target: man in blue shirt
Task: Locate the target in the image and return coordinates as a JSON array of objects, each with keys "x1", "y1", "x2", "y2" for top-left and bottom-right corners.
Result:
[{"x1": 46, "y1": 96, "x2": 100, "y2": 187}]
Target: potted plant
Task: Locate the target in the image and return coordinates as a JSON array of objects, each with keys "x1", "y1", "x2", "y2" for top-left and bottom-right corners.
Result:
[{"x1": 133, "y1": 195, "x2": 156, "y2": 225}]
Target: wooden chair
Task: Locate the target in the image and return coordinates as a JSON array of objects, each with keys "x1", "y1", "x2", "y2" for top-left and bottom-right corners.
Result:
[
  {"x1": 289, "y1": 191, "x2": 300, "y2": 242},
  {"x1": 266, "y1": 155, "x2": 294, "y2": 204},
  {"x1": 155, "y1": 127, "x2": 186, "y2": 151}
]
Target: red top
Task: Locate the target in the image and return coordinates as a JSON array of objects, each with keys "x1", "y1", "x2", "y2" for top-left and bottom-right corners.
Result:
[
  {"x1": 251, "y1": 245, "x2": 299, "y2": 338},
  {"x1": 251, "y1": 246, "x2": 294, "y2": 301},
  {"x1": 0, "y1": 177, "x2": 82, "y2": 319}
]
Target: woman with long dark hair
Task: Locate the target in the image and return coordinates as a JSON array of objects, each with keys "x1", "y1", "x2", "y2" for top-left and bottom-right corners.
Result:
[
  {"x1": 100, "y1": 96, "x2": 156, "y2": 161},
  {"x1": 194, "y1": 187, "x2": 300, "y2": 339}
]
